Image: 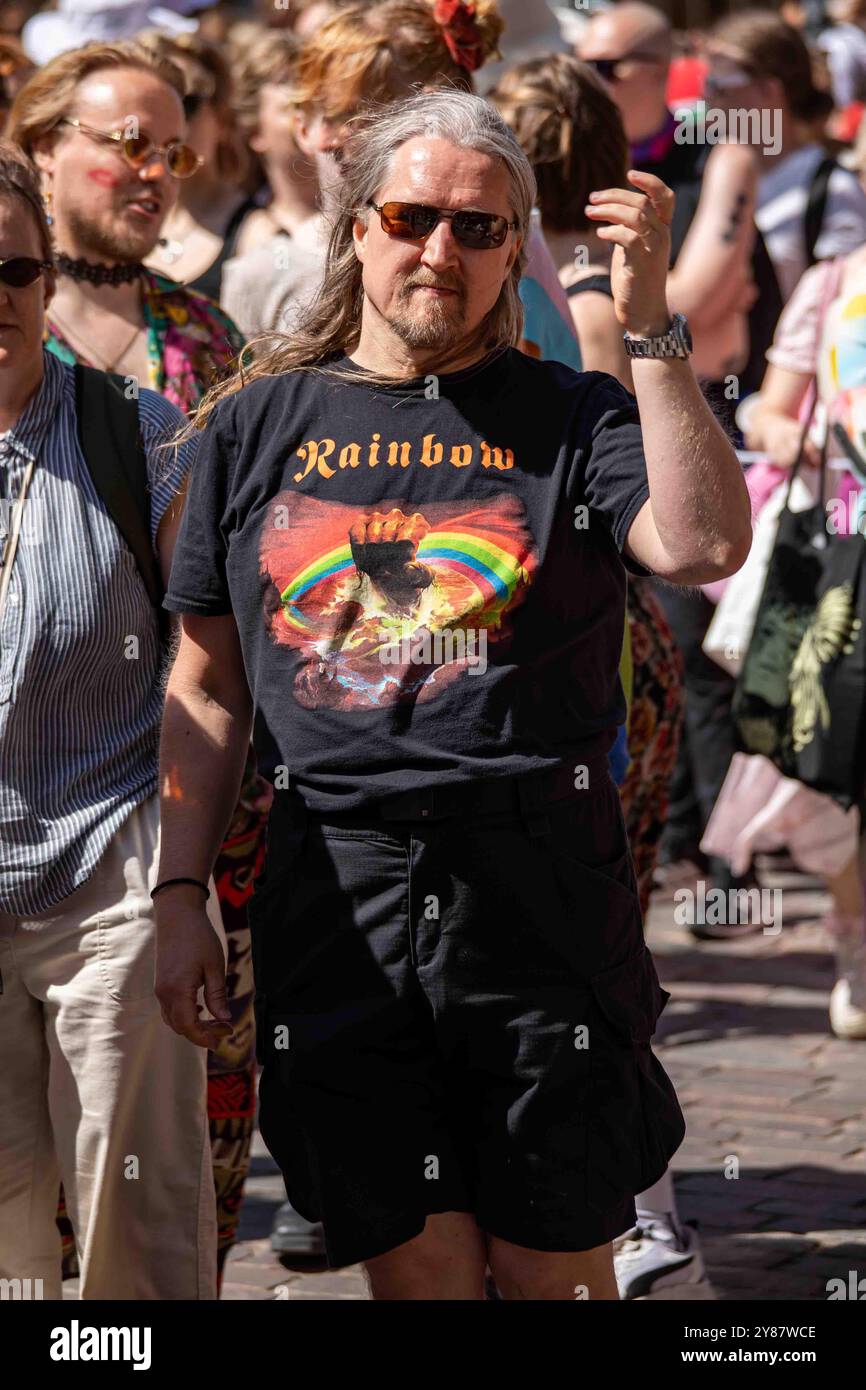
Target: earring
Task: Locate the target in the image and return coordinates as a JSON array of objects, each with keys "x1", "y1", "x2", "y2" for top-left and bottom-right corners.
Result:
[{"x1": 42, "y1": 187, "x2": 53, "y2": 227}]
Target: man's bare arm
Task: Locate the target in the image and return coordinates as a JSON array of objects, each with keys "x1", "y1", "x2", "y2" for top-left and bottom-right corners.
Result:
[
  {"x1": 154, "y1": 611, "x2": 254, "y2": 1047},
  {"x1": 584, "y1": 169, "x2": 752, "y2": 585},
  {"x1": 157, "y1": 612, "x2": 253, "y2": 887},
  {"x1": 624, "y1": 355, "x2": 752, "y2": 584}
]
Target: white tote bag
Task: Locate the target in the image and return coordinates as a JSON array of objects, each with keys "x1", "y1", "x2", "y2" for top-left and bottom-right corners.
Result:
[{"x1": 702, "y1": 468, "x2": 819, "y2": 675}]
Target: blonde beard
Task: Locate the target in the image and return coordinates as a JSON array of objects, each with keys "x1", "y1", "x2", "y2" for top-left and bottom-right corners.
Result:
[{"x1": 65, "y1": 203, "x2": 158, "y2": 265}]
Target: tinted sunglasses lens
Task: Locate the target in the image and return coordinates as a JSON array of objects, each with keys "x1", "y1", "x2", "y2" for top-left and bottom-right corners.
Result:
[
  {"x1": 0, "y1": 257, "x2": 43, "y2": 287},
  {"x1": 452, "y1": 212, "x2": 508, "y2": 248},
  {"x1": 122, "y1": 135, "x2": 152, "y2": 166},
  {"x1": 380, "y1": 202, "x2": 437, "y2": 238},
  {"x1": 167, "y1": 143, "x2": 200, "y2": 178},
  {"x1": 121, "y1": 136, "x2": 198, "y2": 176}
]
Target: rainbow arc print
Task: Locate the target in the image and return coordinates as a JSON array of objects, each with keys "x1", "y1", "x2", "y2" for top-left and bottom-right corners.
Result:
[
  {"x1": 280, "y1": 527, "x2": 527, "y2": 634},
  {"x1": 259, "y1": 491, "x2": 536, "y2": 711}
]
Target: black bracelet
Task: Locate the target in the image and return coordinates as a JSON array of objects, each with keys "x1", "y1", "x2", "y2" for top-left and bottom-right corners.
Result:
[{"x1": 150, "y1": 876, "x2": 210, "y2": 901}]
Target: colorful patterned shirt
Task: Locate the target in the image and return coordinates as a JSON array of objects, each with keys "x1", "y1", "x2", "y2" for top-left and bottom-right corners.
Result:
[{"x1": 45, "y1": 268, "x2": 245, "y2": 412}]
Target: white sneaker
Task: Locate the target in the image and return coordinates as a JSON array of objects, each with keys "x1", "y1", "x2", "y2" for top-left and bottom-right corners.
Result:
[
  {"x1": 614, "y1": 1216, "x2": 706, "y2": 1300},
  {"x1": 825, "y1": 914, "x2": 866, "y2": 1040}
]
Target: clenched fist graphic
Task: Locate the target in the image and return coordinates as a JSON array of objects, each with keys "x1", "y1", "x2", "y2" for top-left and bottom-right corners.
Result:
[{"x1": 349, "y1": 509, "x2": 435, "y2": 610}]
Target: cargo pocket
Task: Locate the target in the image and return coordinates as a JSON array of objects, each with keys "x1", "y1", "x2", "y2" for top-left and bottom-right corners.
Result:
[
  {"x1": 586, "y1": 946, "x2": 686, "y2": 1213},
  {"x1": 546, "y1": 788, "x2": 646, "y2": 978},
  {"x1": 546, "y1": 847, "x2": 645, "y2": 980}
]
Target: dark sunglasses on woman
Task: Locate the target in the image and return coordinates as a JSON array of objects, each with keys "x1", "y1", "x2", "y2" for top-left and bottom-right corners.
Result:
[
  {"x1": 368, "y1": 200, "x2": 517, "y2": 250},
  {"x1": 0, "y1": 256, "x2": 54, "y2": 288}
]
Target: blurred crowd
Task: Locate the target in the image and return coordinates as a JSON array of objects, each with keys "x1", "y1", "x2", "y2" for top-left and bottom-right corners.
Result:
[{"x1": 1, "y1": 0, "x2": 866, "y2": 1300}]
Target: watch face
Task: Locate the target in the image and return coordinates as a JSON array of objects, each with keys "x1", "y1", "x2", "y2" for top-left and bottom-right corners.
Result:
[{"x1": 675, "y1": 314, "x2": 693, "y2": 353}]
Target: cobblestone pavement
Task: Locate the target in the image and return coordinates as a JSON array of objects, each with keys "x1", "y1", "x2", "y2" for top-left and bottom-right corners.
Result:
[
  {"x1": 63, "y1": 858, "x2": 866, "y2": 1302},
  {"x1": 648, "y1": 858, "x2": 866, "y2": 1303}
]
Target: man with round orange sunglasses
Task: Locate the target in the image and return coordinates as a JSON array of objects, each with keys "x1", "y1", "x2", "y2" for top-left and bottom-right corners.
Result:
[
  {"x1": 7, "y1": 39, "x2": 241, "y2": 395},
  {"x1": 55, "y1": 114, "x2": 203, "y2": 180},
  {"x1": 6, "y1": 40, "x2": 267, "y2": 1295}
]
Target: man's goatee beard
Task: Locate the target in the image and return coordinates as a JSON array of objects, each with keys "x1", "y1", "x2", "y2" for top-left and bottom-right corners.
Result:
[
  {"x1": 390, "y1": 297, "x2": 467, "y2": 350},
  {"x1": 66, "y1": 205, "x2": 160, "y2": 265},
  {"x1": 390, "y1": 314, "x2": 465, "y2": 350}
]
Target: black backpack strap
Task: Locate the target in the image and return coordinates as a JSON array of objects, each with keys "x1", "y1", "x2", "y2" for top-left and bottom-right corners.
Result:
[
  {"x1": 565, "y1": 274, "x2": 614, "y2": 300},
  {"x1": 804, "y1": 155, "x2": 836, "y2": 268},
  {"x1": 73, "y1": 363, "x2": 168, "y2": 638}
]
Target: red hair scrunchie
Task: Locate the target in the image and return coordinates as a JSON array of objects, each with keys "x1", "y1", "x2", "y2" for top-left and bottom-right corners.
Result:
[{"x1": 433, "y1": 0, "x2": 485, "y2": 74}]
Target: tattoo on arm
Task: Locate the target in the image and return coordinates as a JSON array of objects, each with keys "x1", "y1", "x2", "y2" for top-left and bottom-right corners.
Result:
[{"x1": 721, "y1": 191, "x2": 749, "y2": 244}]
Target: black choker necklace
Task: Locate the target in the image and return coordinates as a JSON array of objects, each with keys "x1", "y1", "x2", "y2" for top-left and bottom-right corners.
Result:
[{"x1": 55, "y1": 253, "x2": 143, "y2": 286}]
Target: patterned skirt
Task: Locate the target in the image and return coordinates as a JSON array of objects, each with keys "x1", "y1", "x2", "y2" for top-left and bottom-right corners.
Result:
[
  {"x1": 620, "y1": 577, "x2": 685, "y2": 917},
  {"x1": 206, "y1": 754, "x2": 273, "y2": 1282}
]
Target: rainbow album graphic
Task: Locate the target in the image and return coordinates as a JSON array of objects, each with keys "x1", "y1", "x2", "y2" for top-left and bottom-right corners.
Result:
[{"x1": 258, "y1": 491, "x2": 536, "y2": 710}]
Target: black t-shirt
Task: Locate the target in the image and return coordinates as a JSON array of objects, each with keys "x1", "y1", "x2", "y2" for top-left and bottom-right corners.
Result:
[{"x1": 163, "y1": 347, "x2": 650, "y2": 812}]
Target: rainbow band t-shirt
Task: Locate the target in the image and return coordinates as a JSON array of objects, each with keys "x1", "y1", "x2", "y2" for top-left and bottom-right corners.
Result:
[{"x1": 165, "y1": 348, "x2": 650, "y2": 813}]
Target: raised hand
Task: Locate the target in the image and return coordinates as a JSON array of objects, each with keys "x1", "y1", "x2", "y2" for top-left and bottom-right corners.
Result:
[{"x1": 583, "y1": 169, "x2": 674, "y2": 338}]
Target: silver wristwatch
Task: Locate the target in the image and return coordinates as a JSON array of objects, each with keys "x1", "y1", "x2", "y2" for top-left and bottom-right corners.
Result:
[{"x1": 623, "y1": 312, "x2": 692, "y2": 359}]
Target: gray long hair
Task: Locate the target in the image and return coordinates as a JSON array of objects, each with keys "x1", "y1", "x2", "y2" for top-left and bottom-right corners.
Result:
[{"x1": 177, "y1": 88, "x2": 537, "y2": 439}]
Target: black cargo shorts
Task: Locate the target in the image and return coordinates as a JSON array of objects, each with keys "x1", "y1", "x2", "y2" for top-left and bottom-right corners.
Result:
[{"x1": 250, "y1": 758, "x2": 685, "y2": 1269}]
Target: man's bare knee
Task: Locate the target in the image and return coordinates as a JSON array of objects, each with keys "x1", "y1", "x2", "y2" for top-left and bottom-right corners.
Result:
[
  {"x1": 487, "y1": 1237, "x2": 619, "y2": 1301},
  {"x1": 363, "y1": 1212, "x2": 487, "y2": 1300}
]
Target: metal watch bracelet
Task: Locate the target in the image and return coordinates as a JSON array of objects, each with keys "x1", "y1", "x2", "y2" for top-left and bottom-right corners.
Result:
[{"x1": 623, "y1": 313, "x2": 692, "y2": 360}]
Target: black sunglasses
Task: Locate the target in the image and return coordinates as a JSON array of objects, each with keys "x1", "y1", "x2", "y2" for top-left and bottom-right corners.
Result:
[
  {"x1": 586, "y1": 53, "x2": 662, "y2": 82},
  {"x1": 369, "y1": 200, "x2": 517, "y2": 250},
  {"x1": 0, "y1": 256, "x2": 54, "y2": 288}
]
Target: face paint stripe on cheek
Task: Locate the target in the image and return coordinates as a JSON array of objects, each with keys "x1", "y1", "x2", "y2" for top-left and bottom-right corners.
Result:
[{"x1": 86, "y1": 167, "x2": 121, "y2": 188}]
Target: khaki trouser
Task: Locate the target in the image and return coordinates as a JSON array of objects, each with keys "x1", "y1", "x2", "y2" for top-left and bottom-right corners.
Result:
[{"x1": 0, "y1": 793, "x2": 219, "y2": 1300}]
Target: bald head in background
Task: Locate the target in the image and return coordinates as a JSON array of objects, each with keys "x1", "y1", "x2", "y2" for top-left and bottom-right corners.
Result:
[
  {"x1": 582, "y1": 3, "x2": 673, "y2": 63},
  {"x1": 579, "y1": 2, "x2": 673, "y2": 142}
]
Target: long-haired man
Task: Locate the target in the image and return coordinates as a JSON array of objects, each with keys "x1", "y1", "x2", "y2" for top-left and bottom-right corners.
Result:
[{"x1": 156, "y1": 90, "x2": 751, "y2": 1300}]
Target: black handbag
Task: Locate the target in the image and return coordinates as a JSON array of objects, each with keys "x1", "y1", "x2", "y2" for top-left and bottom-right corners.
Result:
[{"x1": 732, "y1": 422, "x2": 866, "y2": 809}]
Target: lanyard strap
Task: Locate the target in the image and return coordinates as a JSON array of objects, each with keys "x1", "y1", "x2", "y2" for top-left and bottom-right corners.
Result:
[
  {"x1": 782, "y1": 379, "x2": 820, "y2": 511},
  {"x1": 0, "y1": 455, "x2": 36, "y2": 627}
]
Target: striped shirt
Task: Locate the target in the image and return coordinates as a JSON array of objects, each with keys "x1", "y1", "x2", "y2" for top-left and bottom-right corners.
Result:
[{"x1": 0, "y1": 348, "x2": 197, "y2": 915}]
